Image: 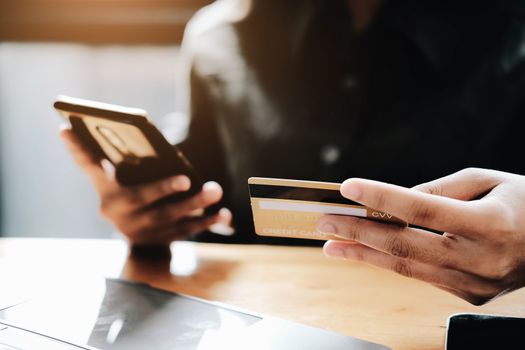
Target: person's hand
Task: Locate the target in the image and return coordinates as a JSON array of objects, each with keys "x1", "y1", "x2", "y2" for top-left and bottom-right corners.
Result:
[
  {"x1": 318, "y1": 168, "x2": 525, "y2": 305},
  {"x1": 60, "y1": 127, "x2": 232, "y2": 246}
]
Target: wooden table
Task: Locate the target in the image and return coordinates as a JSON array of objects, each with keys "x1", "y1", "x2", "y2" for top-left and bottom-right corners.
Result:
[{"x1": 1, "y1": 238, "x2": 524, "y2": 350}]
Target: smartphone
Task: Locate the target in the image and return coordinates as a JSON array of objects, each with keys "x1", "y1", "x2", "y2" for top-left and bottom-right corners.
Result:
[
  {"x1": 446, "y1": 313, "x2": 525, "y2": 349},
  {"x1": 54, "y1": 95, "x2": 203, "y2": 202}
]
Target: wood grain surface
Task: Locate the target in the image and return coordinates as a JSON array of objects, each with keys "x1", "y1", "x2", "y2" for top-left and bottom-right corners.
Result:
[{"x1": 1, "y1": 238, "x2": 524, "y2": 350}]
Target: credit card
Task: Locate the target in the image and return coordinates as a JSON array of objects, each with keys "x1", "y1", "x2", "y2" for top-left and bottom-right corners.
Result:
[{"x1": 248, "y1": 177, "x2": 406, "y2": 241}]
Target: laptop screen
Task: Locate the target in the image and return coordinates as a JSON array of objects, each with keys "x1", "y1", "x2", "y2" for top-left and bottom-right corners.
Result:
[{"x1": 0, "y1": 279, "x2": 260, "y2": 350}]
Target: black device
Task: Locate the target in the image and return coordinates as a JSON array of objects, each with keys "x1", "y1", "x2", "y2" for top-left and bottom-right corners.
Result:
[
  {"x1": 54, "y1": 95, "x2": 203, "y2": 202},
  {"x1": 0, "y1": 278, "x2": 389, "y2": 350},
  {"x1": 446, "y1": 313, "x2": 525, "y2": 349}
]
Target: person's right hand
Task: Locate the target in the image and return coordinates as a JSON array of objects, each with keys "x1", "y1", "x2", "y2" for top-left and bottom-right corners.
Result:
[
  {"x1": 60, "y1": 127, "x2": 232, "y2": 246},
  {"x1": 319, "y1": 168, "x2": 525, "y2": 305}
]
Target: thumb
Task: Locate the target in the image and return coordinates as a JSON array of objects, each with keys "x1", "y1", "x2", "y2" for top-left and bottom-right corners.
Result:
[
  {"x1": 412, "y1": 168, "x2": 501, "y2": 201},
  {"x1": 59, "y1": 126, "x2": 107, "y2": 186}
]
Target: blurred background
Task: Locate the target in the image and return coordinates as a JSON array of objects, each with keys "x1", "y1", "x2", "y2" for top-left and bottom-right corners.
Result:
[{"x1": 0, "y1": 0, "x2": 211, "y2": 238}]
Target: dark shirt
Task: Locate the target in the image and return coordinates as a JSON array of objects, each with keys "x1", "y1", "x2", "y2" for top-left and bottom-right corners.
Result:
[{"x1": 180, "y1": 0, "x2": 525, "y2": 244}]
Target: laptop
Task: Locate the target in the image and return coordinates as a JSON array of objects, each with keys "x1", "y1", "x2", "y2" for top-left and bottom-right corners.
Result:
[{"x1": 0, "y1": 278, "x2": 389, "y2": 350}]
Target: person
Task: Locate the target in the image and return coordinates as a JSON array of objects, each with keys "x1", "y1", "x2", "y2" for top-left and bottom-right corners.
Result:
[{"x1": 60, "y1": 0, "x2": 525, "y2": 304}]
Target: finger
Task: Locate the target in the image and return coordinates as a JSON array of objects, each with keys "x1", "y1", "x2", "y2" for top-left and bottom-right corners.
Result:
[
  {"x1": 209, "y1": 208, "x2": 235, "y2": 236},
  {"x1": 175, "y1": 181, "x2": 222, "y2": 210},
  {"x1": 135, "y1": 212, "x2": 224, "y2": 244},
  {"x1": 59, "y1": 127, "x2": 101, "y2": 169},
  {"x1": 127, "y1": 181, "x2": 223, "y2": 232},
  {"x1": 175, "y1": 215, "x2": 221, "y2": 239},
  {"x1": 318, "y1": 214, "x2": 456, "y2": 267},
  {"x1": 101, "y1": 175, "x2": 192, "y2": 217},
  {"x1": 323, "y1": 240, "x2": 500, "y2": 305},
  {"x1": 131, "y1": 175, "x2": 191, "y2": 207},
  {"x1": 432, "y1": 284, "x2": 480, "y2": 304},
  {"x1": 217, "y1": 207, "x2": 233, "y2": 226},
  {"x1": 166, "y1": 181, "x2": 223, "y2": 217},
  {"x1": 59, "y1": 127, "x2": 106, "y2": 185},
  {"x1": 320, "y1": 213, "x2": 516, "y2": 281},
  {"x1": 413, "y1": 168, "x2": 502, "y2": 200},
  {"x1": 340, "y1": 178, "x2": 496, "y2": 234}
]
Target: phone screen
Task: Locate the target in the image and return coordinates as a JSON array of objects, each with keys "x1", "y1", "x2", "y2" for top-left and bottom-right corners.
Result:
[{"x1": 446, "y1": 313, "x2": 525, "y2": 349}]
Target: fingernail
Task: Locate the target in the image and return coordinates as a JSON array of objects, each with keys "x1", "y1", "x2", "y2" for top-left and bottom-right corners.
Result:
[
  {"x1": 101, "y1": 159, "x2": 115, "y2": 176},
  {"x1": 171, "y1": 176, "x2": 190, "y2": 191},
  {"x1": 218, "y1": 207, "x2": 232, "y2": 222},
  {"x1": 58, "y1": 124, "x2": 70, "y2": 133},
  {"x1": 203, "y1": 181, "x2": 219, "y2": 190},
  {"x1": 318, "y1": 222, "x2": 337, "y2": 234},
  {"x1": 341, "y1": 179, "x2": 361, "y2": 201},
  {"x1": 209, "y1": 223, "x2": 235, "y2": 236},
  {"x1": 203, "y1": 182, "x2": 222, "y2": 201},
  {"x1": 325, "y1": 245, "x2": 345, "y2": 258}
]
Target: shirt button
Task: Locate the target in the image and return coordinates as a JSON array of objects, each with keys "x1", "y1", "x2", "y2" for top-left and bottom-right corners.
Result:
[
  {"x1": 342, "y1": 77, "x2": 359, "y2": 90},
  {"x1": 320, "y1": 144, "x2": 341, "y2": 165}
]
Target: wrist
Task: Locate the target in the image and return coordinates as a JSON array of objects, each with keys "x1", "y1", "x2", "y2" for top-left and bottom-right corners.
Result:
[{"x1": 129, "y1": 242, "x2": 172, "y2": 260}]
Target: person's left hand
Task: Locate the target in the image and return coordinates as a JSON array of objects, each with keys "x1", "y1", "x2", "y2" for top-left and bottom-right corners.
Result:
[
  {"x1": 317, "y1": 168, "x2": 525, "y2": 305},
  {"x1": 59, "y1": 127, "x2": 232, "y2": 247}
]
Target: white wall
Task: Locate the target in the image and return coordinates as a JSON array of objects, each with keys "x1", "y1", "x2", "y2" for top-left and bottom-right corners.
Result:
[{"x1": 0, "y1": 42, "x2": 184, "y2": 237}]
